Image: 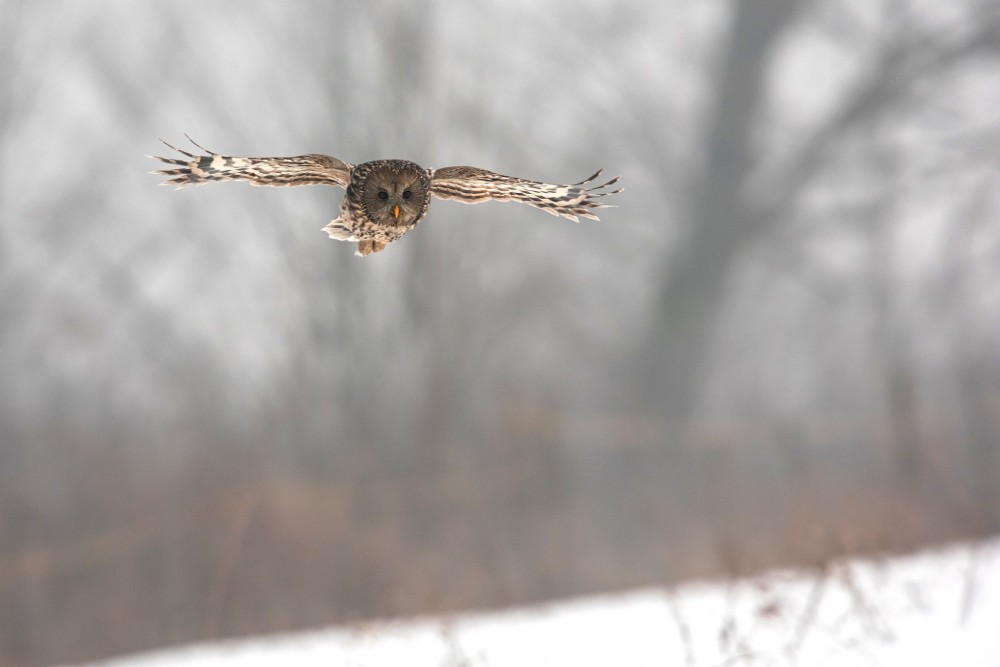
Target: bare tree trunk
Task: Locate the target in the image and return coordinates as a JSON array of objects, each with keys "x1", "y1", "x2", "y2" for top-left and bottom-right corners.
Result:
[
  {"x1": 638, "y1": 0, "x2": 800, "y2": 420},
  {"x1": 957, "y1": 361, "x2": 1000, "y2": 533}
]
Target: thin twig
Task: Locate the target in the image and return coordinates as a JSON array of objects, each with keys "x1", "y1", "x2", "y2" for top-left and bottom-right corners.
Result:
[
  {"x1": 205, "y1": 489, "x2": 262, "y2": 637},
  {"x1": 785, "y1": 565, "x2": 829, "y2": 659},
  {"x1": 959, "y1": 544, "x2": 982, "y2": 626},
  {"x1": 667, "y1": 593, "x2": 696, "y2": 667}
]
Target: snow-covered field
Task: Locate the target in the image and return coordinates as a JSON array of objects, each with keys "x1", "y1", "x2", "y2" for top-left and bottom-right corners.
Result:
[{"x1": 70, "y1": 538, "x2": 1000, "y2": 667}]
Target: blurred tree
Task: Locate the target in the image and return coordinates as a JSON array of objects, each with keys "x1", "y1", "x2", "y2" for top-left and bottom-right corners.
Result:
[{"x1": 637, "y1": 0, "x2": 1000, "y2": 426}]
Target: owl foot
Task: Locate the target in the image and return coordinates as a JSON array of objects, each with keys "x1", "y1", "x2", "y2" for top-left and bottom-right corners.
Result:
[{"x1": 355, "y1": 240, "x2": 387, "y2": 257}]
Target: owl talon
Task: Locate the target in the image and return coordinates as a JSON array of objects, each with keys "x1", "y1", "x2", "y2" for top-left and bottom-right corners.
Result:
[{"x1": 354, "y1": 240, "x2": 387, "y2": 256}]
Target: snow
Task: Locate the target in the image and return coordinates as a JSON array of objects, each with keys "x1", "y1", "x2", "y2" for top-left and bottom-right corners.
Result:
[{"x1": 68, "y1": 538, "x2": 1000, "y2": 667}]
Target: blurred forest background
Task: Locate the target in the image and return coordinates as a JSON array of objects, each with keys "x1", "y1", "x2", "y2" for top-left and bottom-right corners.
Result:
[{"x1": 2, "y1": 1, "x2": 1000, "y2": 665}]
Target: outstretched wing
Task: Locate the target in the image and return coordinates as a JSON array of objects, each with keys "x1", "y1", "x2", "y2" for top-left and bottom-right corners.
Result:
[
  {"x1": 152, "y1": 136, "x2": 353, "y2": 188},
  {"x1": 429, "y1": 166, "x2": 621, "y2": 222}
]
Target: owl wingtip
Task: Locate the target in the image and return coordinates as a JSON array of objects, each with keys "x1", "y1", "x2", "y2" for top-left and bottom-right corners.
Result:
[
  {"x1": 184, "y1": 133, "x2": 217, "y2": 155},
  {"x1": 575, "y1": 169, "x2": 604, "y2": 185}
]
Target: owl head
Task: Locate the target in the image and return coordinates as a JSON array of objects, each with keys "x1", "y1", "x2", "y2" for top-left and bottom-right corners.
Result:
[{"x1": 360, "y1": 160, "x2": 431, "y2": 227}]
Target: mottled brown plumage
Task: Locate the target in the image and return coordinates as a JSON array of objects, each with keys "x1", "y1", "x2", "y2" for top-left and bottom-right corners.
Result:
[{"x1": 152, "y1": 137, "x2": 621, "y2": 256}]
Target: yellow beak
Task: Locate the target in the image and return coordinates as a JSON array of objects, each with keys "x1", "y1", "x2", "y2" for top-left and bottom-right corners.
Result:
[{"x1": 392, "y1": 204, "x2": 400, "y2": 219}]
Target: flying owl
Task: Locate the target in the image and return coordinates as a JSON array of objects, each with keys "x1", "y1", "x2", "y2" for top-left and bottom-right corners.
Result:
[{"x1": 152, "y1": 137, "x2": 621, "y2": 256}]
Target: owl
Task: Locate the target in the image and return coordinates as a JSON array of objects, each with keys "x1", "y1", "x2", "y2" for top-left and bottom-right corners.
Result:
[{"x1": 152, "y1": 137, "x2": 621, "y2": 256}]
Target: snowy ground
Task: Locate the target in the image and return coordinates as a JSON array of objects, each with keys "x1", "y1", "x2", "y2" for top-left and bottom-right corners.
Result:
[{"x1": 69, "y1": 538, "x2": 1000, "y2": 667}]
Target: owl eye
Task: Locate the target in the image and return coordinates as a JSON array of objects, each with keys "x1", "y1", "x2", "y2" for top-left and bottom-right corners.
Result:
[
  {"x1": 378, "y1": 190, "x2": 389, "y2": 200},
  {"x1": 402, "y1": 190, "x2": 412, "y2": 200}
]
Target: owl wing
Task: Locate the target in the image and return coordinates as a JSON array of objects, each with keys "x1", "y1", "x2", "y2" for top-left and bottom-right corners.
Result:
[
  {"x1": 429, "y1": 166, "x2": 621, "y2": 222},
  {"x1": 152, "y1": 136, "x2": 353, "y2": 188}
]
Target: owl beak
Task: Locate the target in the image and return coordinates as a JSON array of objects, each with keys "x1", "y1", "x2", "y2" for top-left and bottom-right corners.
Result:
[{"x1": 392, "y1": 204, "x2": 400, "y2": 219}]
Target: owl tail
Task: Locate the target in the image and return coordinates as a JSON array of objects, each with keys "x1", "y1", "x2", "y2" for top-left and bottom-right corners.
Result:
[{"x1": 322, "y1": 218, "x2": 356, "y2": 242}]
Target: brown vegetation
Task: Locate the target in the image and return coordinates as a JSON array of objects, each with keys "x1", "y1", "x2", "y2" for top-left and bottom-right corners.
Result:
[{"x1": 2, "y1": 396, "x2": 996, "y2": 666}]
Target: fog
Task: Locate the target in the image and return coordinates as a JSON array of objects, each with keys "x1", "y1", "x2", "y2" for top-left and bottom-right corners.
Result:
[{"x1": 2, "y1": 1, "x2": 999, "y2": 664}]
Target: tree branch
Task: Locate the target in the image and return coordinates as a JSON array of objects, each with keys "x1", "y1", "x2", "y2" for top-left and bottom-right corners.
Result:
[{"x1": 757, "y1": 13, "x2": 1000, "y2": 226}]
